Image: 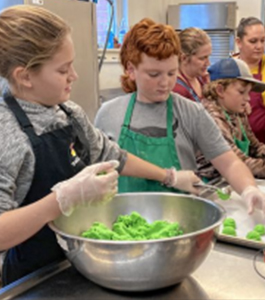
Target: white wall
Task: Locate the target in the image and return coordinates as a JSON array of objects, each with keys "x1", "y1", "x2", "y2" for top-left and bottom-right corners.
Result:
[
  {"x1": 128, "y1": 0, "x2": 263, "y2": 26},
  {"x1": 128, "y1": 0, "x2": 168, "y2": 25}
]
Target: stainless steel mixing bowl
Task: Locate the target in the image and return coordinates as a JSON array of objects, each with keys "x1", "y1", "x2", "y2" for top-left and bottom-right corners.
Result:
[{"x1": 49, "y1": 193, "x2": 225, "y2": 291}]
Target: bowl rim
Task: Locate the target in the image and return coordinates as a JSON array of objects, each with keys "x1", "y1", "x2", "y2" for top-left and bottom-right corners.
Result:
[{"x1": 48, "y1": 192, "x2": 226, "y2": 245}]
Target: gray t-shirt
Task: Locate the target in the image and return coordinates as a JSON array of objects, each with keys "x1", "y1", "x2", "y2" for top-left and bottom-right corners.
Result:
[
  {"x1": 94, "y1": 92, "x2": 230, "y2": 170},
  {"x1": 0, "y1": 97, "x2": 127, "y2": 215}
]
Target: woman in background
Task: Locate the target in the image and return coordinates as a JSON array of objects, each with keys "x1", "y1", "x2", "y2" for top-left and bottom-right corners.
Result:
[
  {"x1": 233, "y1": 17, "x2": 265, "y2": 143},
  {"x1": 173, "y1": 27, "x2": 212, "y2": 102},
  {"x1": 201, "y1": 58, "x2": 265, "y2": 179},
  {"x1": 95, "y1": 18, "x2": 265, "y2": 215}
]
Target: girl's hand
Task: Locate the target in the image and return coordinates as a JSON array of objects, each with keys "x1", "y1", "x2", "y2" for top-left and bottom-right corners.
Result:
[{"x1": 52, "y1": 160, "x2": 119, "y2": 216}]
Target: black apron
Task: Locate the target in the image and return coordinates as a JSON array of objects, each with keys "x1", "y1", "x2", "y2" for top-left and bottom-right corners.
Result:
[{"x1": 2, "y1": 94, "x2": 88, "y2": 286}]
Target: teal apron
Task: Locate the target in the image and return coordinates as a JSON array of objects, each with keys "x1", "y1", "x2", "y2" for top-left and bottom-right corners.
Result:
[
  {"x1": 224, "y1": 111, "x2": 250, "y2": 155},
  {"x1": 118, "y1": 93, "x2": 181, "y2": 193}
]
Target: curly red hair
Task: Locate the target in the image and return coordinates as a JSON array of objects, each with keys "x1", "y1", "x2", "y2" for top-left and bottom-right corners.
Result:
[{"x1": 120, "y1": 18, "x2": 181, "y2": 93}]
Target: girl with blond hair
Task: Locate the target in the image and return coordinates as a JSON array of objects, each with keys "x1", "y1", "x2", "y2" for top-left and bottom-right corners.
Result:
[{"x1": 0, "y1": 8, "x2": 201, "y2": 285}]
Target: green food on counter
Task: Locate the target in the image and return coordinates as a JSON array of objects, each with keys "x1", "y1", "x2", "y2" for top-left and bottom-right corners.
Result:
[
  {"x1": 253, "y1": 224, "x2": 265, "y2": 236},
  {"x1": 81, "y1": 211, "x2": 184, "y2": 241},
  {"x1": 216, "y1": 189, "x2": 230, "y2": 200},
  {"x1": 222, "y1": 226, "x2": 237, "y2": 236},
  {"x1": 246, "y1": 230, "x2": 261, "y2": 241},
  {"x1": 223, "y1": 218, "x2": 236, "y2": 229}
]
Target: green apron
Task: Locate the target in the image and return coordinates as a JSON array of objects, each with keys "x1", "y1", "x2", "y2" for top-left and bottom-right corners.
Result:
[
  {"x1": 118, "y1": 93, "x2": 182, "y2": 193},
  {"x1": 224, "y1": 111, "x2": 250, "y2": 156}
]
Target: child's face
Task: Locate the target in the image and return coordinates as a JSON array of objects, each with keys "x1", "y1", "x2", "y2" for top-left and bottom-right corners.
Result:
[
  {"x1": 218, "y1": 80, "x2": 252, "y2": 113},
  {"x1": 26, "y1": 34, "x2": 78, "y2": 106},
  {"x1": 127, "y1": 53, "x2": 178, "y2": 103}
]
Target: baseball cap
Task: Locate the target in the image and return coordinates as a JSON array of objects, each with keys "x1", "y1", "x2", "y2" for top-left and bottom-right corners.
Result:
[{"x1": 208, "y1": 58, "x2": 265, "y2": 93}]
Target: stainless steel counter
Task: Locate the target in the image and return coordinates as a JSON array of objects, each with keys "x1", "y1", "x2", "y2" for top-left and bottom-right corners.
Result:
[
  {"x1": 194, "y1": 243, "x2": 265, "y2": 299},
  {"x1": 0, "y1": 242, "x2": 264, "y2": 300}
]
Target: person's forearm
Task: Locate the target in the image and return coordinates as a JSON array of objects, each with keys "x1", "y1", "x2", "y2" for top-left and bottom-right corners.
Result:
[
  {"x1": 0, "y1": 192, "x2": 61, "y2": 251},
  {"x1": 121, "y1": 153, "x2": 167, "y2": 183},
  {"x1": 225, "y1": 160, "x2": 256, "y2": 194},
  {"x1": 212, "y1": 151, "x2": 256, "y2": 194}
]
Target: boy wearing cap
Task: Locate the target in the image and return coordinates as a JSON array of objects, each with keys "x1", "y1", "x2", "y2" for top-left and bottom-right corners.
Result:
[{"x1": 200, "y1": 58, "x2": 265, "y2": 178}]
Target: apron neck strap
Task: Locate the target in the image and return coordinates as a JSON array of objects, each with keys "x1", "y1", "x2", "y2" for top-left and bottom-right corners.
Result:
[
  {"x1": 223, "y1": 110, "x2": 247, "y2": 137},
  {"x1": 123, "y1": 92, "x2": 136, "y2": 127},
  {"x1": 124, "y1": 93, "x2": 174, "y2": 137},
  {"x1": 166, "y1": 94, "x2": 173, "y2": 137},
  {"x1": 60, "y1": 104, "x2": 91, "y2": 165},
  {"x1": 178, "y1": 71, "x2": 202, "y2": 103},
  {"x1": 59, "y1": 103, "x2": 73, "y2": 117},
  {"x1": 3, "y1": 93, "x2": 37, "y2": 141}
]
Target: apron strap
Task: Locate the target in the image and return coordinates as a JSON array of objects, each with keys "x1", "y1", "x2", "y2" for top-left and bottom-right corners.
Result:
[
  {"x1": 123, "y1": 93, "x2": 136, "y2": 127},
  {"x1": 224, "y1": 110, "x2": 245, "y2": 135},
  {"x1": 223, "y1": 110, "x2": 249, "y2": 146},
  {"x1": 59, "y1": 104, "x2": 91, "y2": 165},
  {"x1": 166, "y1": 94, "x2": 174, "y2": 138},
  {"x1": 177, "y1": 72, "x2": 202, "y2": 103},
  {"x1": 3, "y1": 93, "x2": 39, "y2": 145},
  {"x1": 122, "y1": 92, "x2": 174, "y2": 138}
]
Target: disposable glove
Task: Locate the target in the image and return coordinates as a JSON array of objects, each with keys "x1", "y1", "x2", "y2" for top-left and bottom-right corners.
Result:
[
  {"x1": 52, "y1": 160, "x2": 119, "y2": 216},
  {"x1": 241, "y1": 185, "x2": 265, "y2": 214},
  {"x1": 164, "y1": 168, "x2": 201, "y2": 194}
]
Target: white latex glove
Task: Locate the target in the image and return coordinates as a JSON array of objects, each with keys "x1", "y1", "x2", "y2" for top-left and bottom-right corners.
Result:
[
  {"x1": 164, "y1": 169, "x2": 201, "y2": 195},
  {"x1": 52, "y1": 160, "x2": 119, "y2": 216},
  {"x1": 241, "y1": 185, "x2": 265, "y2": 214}
]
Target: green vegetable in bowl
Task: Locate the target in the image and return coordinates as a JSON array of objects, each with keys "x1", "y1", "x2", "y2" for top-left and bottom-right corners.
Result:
[{"x1": 81, "y1": 211, "x2": 184, "y2": 241}]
